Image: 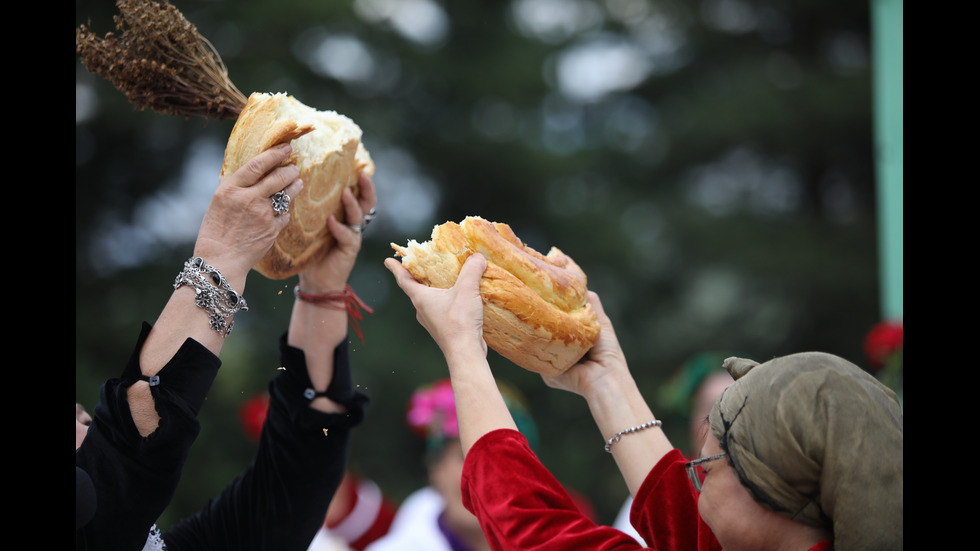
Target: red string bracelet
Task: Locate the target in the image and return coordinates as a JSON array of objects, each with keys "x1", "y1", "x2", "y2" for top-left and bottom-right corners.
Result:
[{"x1": 294, "y1": 284, "x2": 374, "y2": 345}]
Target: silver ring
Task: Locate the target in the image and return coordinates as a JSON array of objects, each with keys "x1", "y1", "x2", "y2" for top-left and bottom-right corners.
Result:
[
  {"x1": 271, "y1": 191, "x2": 291, "y2": 216},
  {"x1": 362, "y1": 206, "x2": 377, "y2": 227},
  {"x1": 349, "y1": 222, "x2": 364, "y2": 234}
]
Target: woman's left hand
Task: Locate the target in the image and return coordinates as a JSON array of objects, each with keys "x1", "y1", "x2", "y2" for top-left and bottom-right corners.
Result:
[
  {"x1": 541, "y1": 291, "x2": 631, "y2": 399},
  {"x1": 297, "y1": 171, "x2": 377, "y2": 292}
]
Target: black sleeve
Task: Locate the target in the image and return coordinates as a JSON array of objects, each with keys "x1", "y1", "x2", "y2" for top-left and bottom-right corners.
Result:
[
  {"x1": 75, "y1": 322, "x2": 222, "y2": 551},
  {"x1": 162, "y1": 335, "x2": 368, "y2": 551}
]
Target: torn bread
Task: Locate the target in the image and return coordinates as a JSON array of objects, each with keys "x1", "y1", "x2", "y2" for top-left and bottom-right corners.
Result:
[
  {"x1": 392, "y1": 216, "x2": 600, "y2": 375},
  {"x1": 221, "y1": 92, "x2": 374, "y2": 279}
]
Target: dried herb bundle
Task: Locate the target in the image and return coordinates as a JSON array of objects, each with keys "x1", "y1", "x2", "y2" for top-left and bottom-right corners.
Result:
[{"x1": 76, "y1": 0, "x2": 247, "y2": 121}]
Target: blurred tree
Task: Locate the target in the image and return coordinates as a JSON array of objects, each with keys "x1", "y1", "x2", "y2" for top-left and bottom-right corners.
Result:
[{"x1": 76, "y1": 0, "x2": 880, "y2": 527}]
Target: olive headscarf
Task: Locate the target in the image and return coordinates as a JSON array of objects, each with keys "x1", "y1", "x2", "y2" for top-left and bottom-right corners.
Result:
[{"x1": 708, "y1": 352, "x2": 903, "y2": 551}]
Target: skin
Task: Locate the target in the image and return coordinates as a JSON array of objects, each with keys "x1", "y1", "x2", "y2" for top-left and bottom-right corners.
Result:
[
  {"x1": 76, "y1": 403, "x2": 92, "y2": 450},
  {"x1": 539, "y1": 291, "x2": 675, "y2": 496},
  {"x1": 385, "y1": 253, "x2": 517, "y2": 457},
  {"x1": 429, "y1": 439, "x2": 491, "y2": 551},
  {"x1": 384, "y1": 254, "x2": 673, "y2": 496},
  {"x1": 387, "y1": 252, "x2": 832, "y2": 550},
  {"x1": 288, "y1": 171, "x2": 376, "y2": 413},
  {"x1": 689, "y1": 371, "x2": 734, "y2": 457},
  {"x1": 127, "y1": 144, "x2": 304, "y2": 435},
  {"x1": 697, "y1": 432, "x2": 830, "y2": 551},
  {"x1": 79, "y1": 145, "x2": 375, "y2": 443}
]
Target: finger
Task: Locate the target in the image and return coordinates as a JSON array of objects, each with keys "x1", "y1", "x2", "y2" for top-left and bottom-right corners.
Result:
[
  {"x1": 227, "y1": 144, "x2": 294, "y2": 189},
  {"x1": 384, "y1": 257, "x2": 421, "y2": 292},
  {"x1": 285, "y1": 177, "x2": 304, "y2": 197},
  {"x1": 271, "y1": 178, "x2": 303, "y2": 222},
  {"x1": 456, "y1": 253, "x2": 488, "y2": 289},
  {"x1": 342, "y1": 187, "x2": 364, "y2": 225},
  {"x1": 324, "y1": 189, "x2": 365, "y2": 246},
  {"x1": 357, "y1": 171, "x2": 377, "y2": 212},
  {"x1": 256, "y1": 164, "x2": 301, "y2": 199},
  {"x1": 585, "y1": 291, "x2": 611, "y2": 324},
  {"x1": 586, "y1": 291, "x2": 604, "y2": 316},
  {"x1": 384, "y1": 257, "x2": 410, "y2": 282},
  {"x1": 327, "y1": 214, "x2": 358, "y2": 248}
]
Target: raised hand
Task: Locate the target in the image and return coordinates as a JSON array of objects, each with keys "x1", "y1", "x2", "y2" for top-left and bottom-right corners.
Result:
[
  {"x1": 194, "y1": 143, "x2": 303, "y2": 286},
  {"x1": 298, "y1": 171, "x2": 376, "y2": 293},
  {"x1": 384, "y1": 252, "x2": 489, "y2": 359},
  {"x1": 540, "y1": 292, "x2": 628, "y2": 399}
]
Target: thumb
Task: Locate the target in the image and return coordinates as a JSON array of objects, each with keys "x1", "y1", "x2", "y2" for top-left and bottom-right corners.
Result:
[{"x1": 457, "y1": 253, "x2": 488, "y2": 288}]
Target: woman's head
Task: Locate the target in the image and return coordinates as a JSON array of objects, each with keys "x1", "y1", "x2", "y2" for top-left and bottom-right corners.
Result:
[
  {"x1": 705, "y1": 352, "x2": 903, "y2": 550},
  {"x1": 696, "y1": 431, "x2": 831, "y2": 551}
]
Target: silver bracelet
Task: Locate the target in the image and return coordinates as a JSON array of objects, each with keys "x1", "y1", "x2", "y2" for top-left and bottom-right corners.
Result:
[
  {"x1": 173, "y1": 257, "x2": 248, "y2": 336},
  {"x1": 604, "y1": 420, "x2": 662, "y2": 453}
]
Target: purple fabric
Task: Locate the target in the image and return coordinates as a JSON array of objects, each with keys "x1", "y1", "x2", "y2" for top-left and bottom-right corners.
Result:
[{"x1": 437, "y1": 512, "x2": 474, "y2": 551}]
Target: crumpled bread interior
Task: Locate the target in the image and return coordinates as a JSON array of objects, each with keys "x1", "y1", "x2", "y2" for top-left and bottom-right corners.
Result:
[
  {"x1": 391, "y1": 216, "x2": 600, "y2": 376},
  {"x1": 221, "y1": 92, "x2": 374, "y2": 279}
]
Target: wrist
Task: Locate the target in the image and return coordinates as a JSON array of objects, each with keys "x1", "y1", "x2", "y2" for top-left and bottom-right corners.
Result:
[
  {"x1": 444, "y1": 341, "x2": 488, "y2": 371},
  {"x1": 583, "y1": 370, "x2": 638, "y2": 409},
  {"x1": 293, "y1": 284, "x2": 374, "y2": 345},
  {"x1": 295, "y1": 277, "x2": 350, "y2": 295},
  {"x1": 190, "y1": 249, "x2": 250, "y2": 292},
  {"x1": 173, "y1": 256, "x2": 249, "y2": 336}
]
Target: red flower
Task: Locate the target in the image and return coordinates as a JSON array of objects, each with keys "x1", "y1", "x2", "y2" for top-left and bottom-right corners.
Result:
[
  {"x1": 239, "y1": 393, "x2": 270, "y2": 444},
  {"x1": 863, "y1": 321, "x2": 903, "y2": 371}
]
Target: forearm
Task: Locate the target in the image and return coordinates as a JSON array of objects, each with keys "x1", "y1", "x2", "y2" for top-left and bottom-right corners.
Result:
[
  {"x1": 287, "y1": 296, "x2": 349, "y2": 413},
  {"x1": 444, "y1": 343, "x2": 518, "y2": 456},
  {"x1": 583, "y1": 373, "x2": 673, "y2": 496},
  {"x1": 162, "y1": 363, "x2": 364, "y2": 550},
  {"x1": 130, "y1": 257, "x2": 250, "y2": 435},
  {"x1": 140, "y1": 253, "x2": 250, "y2": 371},
  {"x1": 77, "y1": 323, "x2": 221, "y2": 548},
  {"x1": 461, "y1": 430, "x2": 643, "y2": 551},
  {"x1": 117, "y1": 142, "x2": 300, "y2": 442}
]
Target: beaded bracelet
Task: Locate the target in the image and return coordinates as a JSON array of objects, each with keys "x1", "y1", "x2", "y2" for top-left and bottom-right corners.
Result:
[
  {"x1": 604, "y1": 420, "x2": 662, "y2": 453},
  {"x1": 174, "y1": 257, "x2": 248, "y2": 336}
]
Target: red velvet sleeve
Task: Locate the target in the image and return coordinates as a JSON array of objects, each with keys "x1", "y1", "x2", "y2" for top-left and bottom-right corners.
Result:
[
  {"x1": 631, "y1": 448, "x2": 722, "y2": 551},
  {"x1": 461, "y1": 429, "x2": 643, "y2": 551}
]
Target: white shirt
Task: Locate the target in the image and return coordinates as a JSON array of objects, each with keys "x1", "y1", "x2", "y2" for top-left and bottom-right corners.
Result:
[{"x1": 364, "y1": 487, "x2": 451, "y2": 551}]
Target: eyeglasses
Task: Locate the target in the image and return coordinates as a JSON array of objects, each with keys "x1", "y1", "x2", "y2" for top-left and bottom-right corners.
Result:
[{"x1": 684, "y1": 453, "x2": 727, "y2": 492}]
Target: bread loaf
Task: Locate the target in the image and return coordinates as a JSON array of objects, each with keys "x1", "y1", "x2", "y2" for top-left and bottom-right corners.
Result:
[
  {"x1": 391, "y1": 216, "x2": 600, "y2": 376},
  {"x1": 221, "y1": 92, "x2": 374, "y2": 279}
]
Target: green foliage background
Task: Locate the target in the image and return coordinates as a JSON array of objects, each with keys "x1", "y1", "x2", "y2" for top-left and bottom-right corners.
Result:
[{"x1": 76, "y1": 0, "x2": 884, "y2": 529}]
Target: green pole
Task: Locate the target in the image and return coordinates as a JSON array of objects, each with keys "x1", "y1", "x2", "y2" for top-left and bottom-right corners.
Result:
[{"x1": 872, "y1": 0, "x2": 903, "y2": 321}]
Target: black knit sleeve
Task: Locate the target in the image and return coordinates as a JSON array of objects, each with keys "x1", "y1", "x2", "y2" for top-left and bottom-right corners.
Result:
[
  {"x1": 76, "y1": 322, "x2": 222, "y2": 551},
  {"x1": 162, "y1": 335, "x2": 368, "y2": 551}
]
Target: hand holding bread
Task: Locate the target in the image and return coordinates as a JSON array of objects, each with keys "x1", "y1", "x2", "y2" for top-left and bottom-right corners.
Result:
[
  {"x1": 385, "y1": 252, "x2": 490, "y2": 360},
  {"x1": 195, "y1": 144, "x2": 303, "y2": 290},
  {"x1": 221, "y1": 92, "x2": 374, "y2": 279},
  {"x1": 390, "y1": 216, "x2": 600, "y2": 376},
  {"x1": 298, "y1": 171, "x2": 376, "y2": 295}
]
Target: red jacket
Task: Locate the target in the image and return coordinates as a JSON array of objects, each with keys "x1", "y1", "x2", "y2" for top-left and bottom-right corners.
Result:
[{"x1": 461, "y1": 429, "x2": 830, "y2": 551}]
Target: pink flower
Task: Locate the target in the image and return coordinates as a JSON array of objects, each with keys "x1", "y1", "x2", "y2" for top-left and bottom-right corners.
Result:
[{"x1": 407, "y1": 378, "x2": 458, "y2": 439}]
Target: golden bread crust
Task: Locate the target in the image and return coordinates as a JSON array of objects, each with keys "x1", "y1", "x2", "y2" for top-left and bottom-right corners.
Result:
[
  {"x1": 391, "y1": 216, "x2": 600, "y2": 375},
  {"x1": 222, "y1": 92, "x2": 374, "y2": 279}
]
